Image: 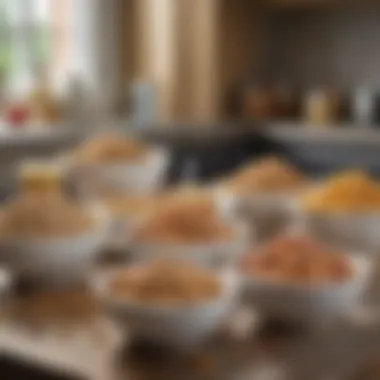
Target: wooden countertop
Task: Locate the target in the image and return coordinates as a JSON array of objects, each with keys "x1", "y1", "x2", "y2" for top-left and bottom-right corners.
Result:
[{"x1": 2, "y1": 274, "x2": 380, "y2": 380}]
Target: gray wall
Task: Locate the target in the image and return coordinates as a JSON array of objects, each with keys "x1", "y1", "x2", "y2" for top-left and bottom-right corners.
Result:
[{"x1": 264, "y1": 7, "x2": 380, "y2": 91}]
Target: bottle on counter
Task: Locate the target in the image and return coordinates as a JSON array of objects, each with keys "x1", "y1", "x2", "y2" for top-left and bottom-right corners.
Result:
[
  {"x1": 304, "y1": 88, "x2": 340, "y2": 126},
  {"x1": 242, "y1": 81, "x2": 277, "y2": 121},
  {"x1": 19, "y1": 161, "x2": 62, "y2": 195},
  {"x1": 275, "y1": 82, "x2": 299, "y2": 119},
  {"x1": 352, "y1": 87, "x2": 375, "y2": 126},
  {"x1": 373, "y1": 91, "x2": 380, "y2": 126},
  {"x1": 27, "y1": 64, "x2": 61, "y2": 126},
  {"x1": 130, "y1": 79, "x2": 157, "y2": 126},
  {"x1": 64, "y1": 75, "x2": 90, "y2": 130}
]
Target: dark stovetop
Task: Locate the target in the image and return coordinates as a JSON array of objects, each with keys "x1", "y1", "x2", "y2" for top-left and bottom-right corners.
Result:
[{"x1": 0, "y1": 356, "x2": 86, "y2": 380}]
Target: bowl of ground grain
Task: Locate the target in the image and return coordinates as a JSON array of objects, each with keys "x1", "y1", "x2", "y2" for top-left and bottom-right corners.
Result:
[
  {"x1": 0, "y1": 162, "x2": 109, "y2": 285},
  {"x1": 216, "y1": 156, "x2": 308, "y2": 241},
  {"x1": 301, "y1": 170, "x2": 380, "y2": 249},
  {"x1": 91, "y1": 259, "x2": 239, "y2": 348},
  {"x1": 66, "y1": 132, "x2": 170, "y2": 197},
  {"x1": 240, "y1": 233, "x2": 370, "y2": 324},
  {"x1": 129, "y1": 190, "x2": 249, "y2": 267}
]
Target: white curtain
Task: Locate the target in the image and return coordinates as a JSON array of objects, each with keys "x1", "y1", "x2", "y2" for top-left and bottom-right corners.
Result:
[
  {"x1": 69, "y1": 0, "x2": 121, "y2": 115},
  {"x1": 1, "y1": 0, "x2": 122, "y2": 113}
]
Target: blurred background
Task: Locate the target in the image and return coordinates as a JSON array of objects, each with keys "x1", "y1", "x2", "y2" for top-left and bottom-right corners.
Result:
[
  {"x1": 1, "y1": 0, "x2": 380, "y2": 192},
  {"x1": 3, "y1": 2, "x2": 380, "y2": 379}
]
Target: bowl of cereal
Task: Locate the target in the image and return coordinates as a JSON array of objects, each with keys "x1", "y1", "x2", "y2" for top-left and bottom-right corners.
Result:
[
  {"x1": 301, "y1": 170, "x2": 380, "y2": 249},
  {"x1": 240, "y1": 234, "x2": 371, "y2": 324},
  {"x1": 66, "y1": 132, "x2": 170, "y2": 197},
  {"x1": 0, "y1": 163, "x2": 110, "y2": 285},
  {"x1": 91, "y1": 259, "x2": 239, "y2": 348},
  {"x1": 216, "y1": 157, "x2": 307, "y2": 240},
  {"x1": 101, "y1": 185, "x2": 223, "y2": 249},
  {"x1": 128, "y1": 189, "x2": 250, "y2": 267}
]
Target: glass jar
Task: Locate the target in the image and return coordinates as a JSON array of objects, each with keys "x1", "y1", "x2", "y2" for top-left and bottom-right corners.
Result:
[
  {"x1": 18, "y1": 162, "x2": 62, "y2": 196},
  {"x1": 304, "y1": 89, "x2": 340, "y2": 125}
]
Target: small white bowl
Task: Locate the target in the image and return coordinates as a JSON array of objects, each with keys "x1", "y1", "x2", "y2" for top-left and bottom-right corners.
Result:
[
  {"x1": 242, "y1": 255, "x2": 371, "y2": 325},
  {"x1": 127, "y1": 221, "x2": 251, "y2": 268},
  {"x1": 0, "y1": 206, "x2": 110, "y2": 285},
  {"x1": 91, "y1": 267, "x2": 239, "y2": 348},
  {"x1": 215, "y1": 187, "x2": 299, "y2": 241},
  {"x1": 67, "y1": 147, "x2": 170, "y2": 197}
]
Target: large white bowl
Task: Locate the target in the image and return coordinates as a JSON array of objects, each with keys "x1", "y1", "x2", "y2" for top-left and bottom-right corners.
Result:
[
  {"x1": 67, "y1": 147, "x2": 170, "y2": 197},
  {"x1": 0, "y1": 207, "x2": 110, "y2": 285},
  {"x1": 127, "y1": 221, "x2": 251, "y2": 268},
  {"x1": 91, "y1": 267, "x2": 239, "y2": 348},
  {"x1": 242, "y1": 255, "x2": 371, "y2": 325}
]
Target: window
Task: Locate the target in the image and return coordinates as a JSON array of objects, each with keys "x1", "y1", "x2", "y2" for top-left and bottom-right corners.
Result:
[
  {"x1": 0, "y1": 0, "x2": 71, "y2": 95},
  {"x1": 0, "y1": 0, "x2": 121, "y2": 113}
]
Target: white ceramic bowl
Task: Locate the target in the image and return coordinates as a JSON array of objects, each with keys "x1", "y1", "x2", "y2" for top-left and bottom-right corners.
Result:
[
  {"x1": 127, "y1": 221, "x2": 251, "y2": 268},
  {"x1": 67, "y1": 147, "x2": 170, "y2": 197},
  {"x1": 242, "y1": 255, "x2": 371, "y2": 325},
  {"x1": 91, "y1": 267, "x2": 239, "y2": 348},
  {"x1": 215, "y1": 187, "x2": 298, "y2": 241},
  {"x1": 106, "y1": 214, "x2": 145, "y2": 251},
  {"x1": 0, "y1": 207, "x2": 110, "y2": 285}
]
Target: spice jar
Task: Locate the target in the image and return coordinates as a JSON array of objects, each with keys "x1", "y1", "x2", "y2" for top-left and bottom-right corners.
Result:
[
  {"x1": 242, "y1": 83, "x2": 277, "y2": 121},
  {"x1": 275, "y1": 83, "x2": 298, "y2": 119},
  {"x1": 304, "y1": 88, "x2": 340, "y2": 125},
  {"x1": 352, "y1": 87, "x2": 374, "y2": 125},
  {"x1": 19, "y1": 162, "x2": 62, "y2": 195},
  {"x1": 27, "y1": 65, "x2": 61, "y2": 125}
]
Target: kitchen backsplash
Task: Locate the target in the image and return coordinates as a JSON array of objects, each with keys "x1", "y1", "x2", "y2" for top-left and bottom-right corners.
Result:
[{"x1": 264, "y1": 7, "x2": 380, "y2": 91}]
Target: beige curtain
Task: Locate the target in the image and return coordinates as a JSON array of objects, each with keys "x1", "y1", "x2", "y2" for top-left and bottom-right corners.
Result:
[{"x1": 131, "y1": 0, "x2": 220, "y2": 123}]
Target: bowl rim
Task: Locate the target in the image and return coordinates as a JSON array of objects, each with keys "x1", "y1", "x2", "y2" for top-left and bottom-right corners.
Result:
[
  {"x1": 240, "y1": 254, "x2": 371, "y2": 293},
  {"x1": 90, "y1": 265, "x2": 239, "y2": 314},
  {"x1": 301, "y1": 208, "x2": 380, "y2": 218},
  {"x1": 126, "y1": 219, "x2": 250, "y2": 255},
  {"x1": 0, "y1": 202, "x2": 110, "y2": 244},
  {"x1": 215, "y1": 180, "x2": 314, "y2": 201},
  {"x1": 65, "y1": 146, "x2": 169, "y2": 170}
]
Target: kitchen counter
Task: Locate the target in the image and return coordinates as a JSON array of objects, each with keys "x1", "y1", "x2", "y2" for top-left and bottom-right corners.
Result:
[
  {"x1": 2, "y1": 275, "x2": 380, "y2": 380},
  {"x1": 263, "y1": 122, "x2": 380, "y2": 145},
  {"x1": 261, "y1": 122, "x2": 380, "y2": 175},
  {"x1": 0, "y1": 128, "x2": 82, "y2": 146}
]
